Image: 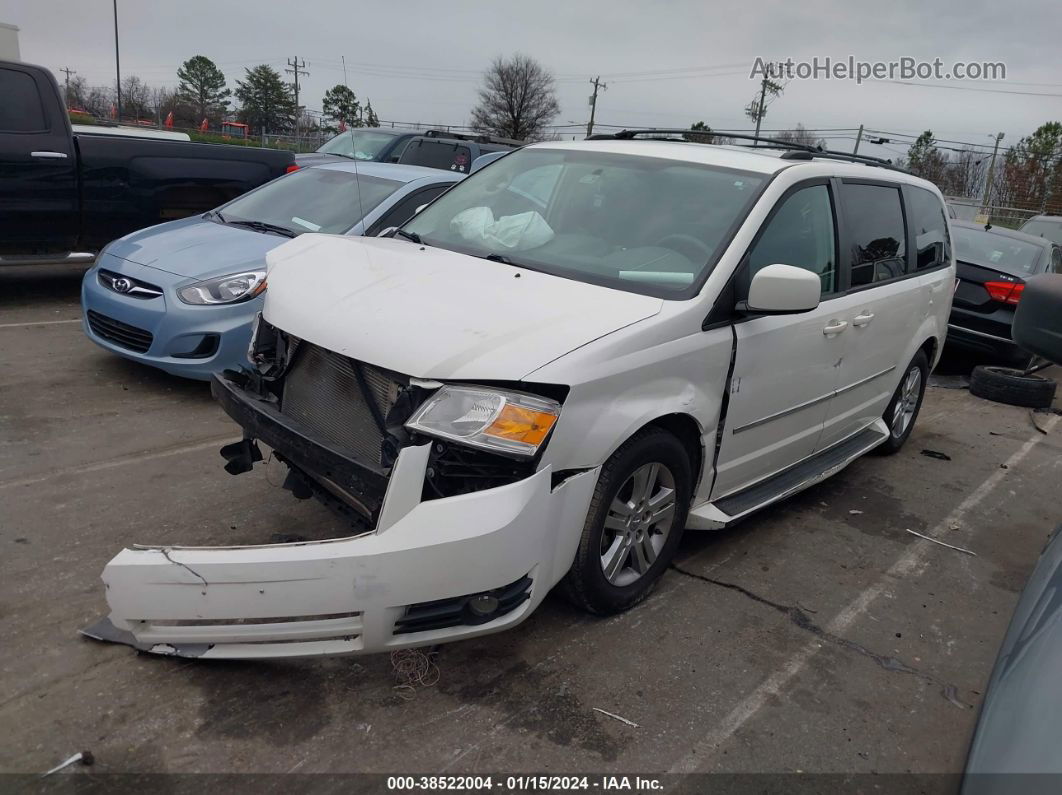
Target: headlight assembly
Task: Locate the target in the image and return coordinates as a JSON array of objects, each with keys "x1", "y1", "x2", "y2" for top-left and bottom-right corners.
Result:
[
  {"x1": 405, "y1": 385, "x2": 560, "y2": 458},
  {"x1": 177, "y1": 270, "x2": 267, "y2": 305}
]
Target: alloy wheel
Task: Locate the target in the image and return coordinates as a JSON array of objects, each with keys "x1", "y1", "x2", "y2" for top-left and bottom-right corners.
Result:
[
  {"x1": 599, "y1": 462, "x2": 677, "y2": 587},
  {"x1": 891, "y1": 366, "x2": 922, "y2": 439}
]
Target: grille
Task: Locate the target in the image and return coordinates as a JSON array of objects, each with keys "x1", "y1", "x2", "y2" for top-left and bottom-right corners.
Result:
[
  {"x1": 87, "y1": 310, "x2": 154, "y2": 353},
  {"x1": 97, "y1": 269, "x2": 163, "y2": 299},
  {"x1": 281, "y1": 344, "x2": 403, "y2": 465}
]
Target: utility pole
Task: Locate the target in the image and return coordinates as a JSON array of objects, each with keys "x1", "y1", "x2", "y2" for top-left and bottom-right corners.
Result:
[
  {"x1": 586, "y1": 76, "x2": 606, "y2": 139},
  {"x1": 982, "y1": 132, "x2": 1004, "y2": 215},
  {"x1": 852, "y1": 124, "x2": 864, "y2": 155},
  {"x1": 285, "y1": 56, "x2": 309, "y2": 138},
  {"x1": 112, "y1": 0, "x2": 121, "y2": 121},
  {"x1": 59, "y1": 67, "x2": 75, "y2": 102},
  {"x1": 752, "y1": 75, "x2": 769, "y2": 146},
  {"x1": 341, "y1": 55, "x2": 349, "y2": 88}
]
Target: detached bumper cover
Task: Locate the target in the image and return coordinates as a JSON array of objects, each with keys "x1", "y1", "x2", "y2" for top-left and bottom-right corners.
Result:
[{"x1": 84, "y1": 390, "x2": 598, "y2": 657}]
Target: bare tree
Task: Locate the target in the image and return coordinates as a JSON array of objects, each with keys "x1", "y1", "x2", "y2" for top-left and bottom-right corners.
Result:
[
  {"x1": 940, "y1": 148, "x2": 987, "y2": 199},
  {"x1": 120, "y1": 75, "x2": 152, "y2": 121},
  {"x1": 776, "y1": 123, "x2": 826, "y2": 150},
  {"x1": 470, "y1": 54, "x2": 559, "y2": 141}
]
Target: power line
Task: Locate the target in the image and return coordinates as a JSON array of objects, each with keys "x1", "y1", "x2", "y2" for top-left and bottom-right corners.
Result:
[{"x1": 875, "y1": 79, "x2": 1062, "y2": 98}]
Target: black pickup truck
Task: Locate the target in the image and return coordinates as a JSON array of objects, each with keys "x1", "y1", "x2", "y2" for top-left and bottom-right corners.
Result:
[{"x1": 0, "y1": 60, "x2": 294, "y2": 265}]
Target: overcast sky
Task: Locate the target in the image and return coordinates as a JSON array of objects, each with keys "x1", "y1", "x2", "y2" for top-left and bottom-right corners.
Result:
[{"x1": 3, "y1": 0, "x2": 1061, "y2": 159}]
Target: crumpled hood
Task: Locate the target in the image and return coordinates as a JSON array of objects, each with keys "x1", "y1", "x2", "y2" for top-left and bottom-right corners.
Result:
[
  {"x1": 263, "y1": 234, "x2": 663, "y2": 381},
  {"x1": 106, "y1": 216, "x2": 289, "y2": 278}
]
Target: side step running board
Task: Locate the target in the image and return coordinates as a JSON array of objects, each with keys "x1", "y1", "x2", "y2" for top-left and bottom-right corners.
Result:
[{"x1": 687, "y1": 421, "x2": 889, "y2": 529}]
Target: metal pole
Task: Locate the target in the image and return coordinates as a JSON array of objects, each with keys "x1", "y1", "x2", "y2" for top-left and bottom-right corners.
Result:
[
  {"x1": 982, "y1": 132, "x2": 1004, "y2": 213},
  {"x1": 852, "y1": 124, "x2": 864, "y2": 155},
  {"x1": 113, "y1": 0, "x2": 121, "y2": 121}
]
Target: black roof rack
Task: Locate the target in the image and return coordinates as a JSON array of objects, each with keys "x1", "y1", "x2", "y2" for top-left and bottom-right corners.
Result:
[
  {"x1": 421, "y1": 129, "x2": 524, "y2": 147},
  {"x1": 590, "y1": 128, "x2": 901, "y2": 171}
]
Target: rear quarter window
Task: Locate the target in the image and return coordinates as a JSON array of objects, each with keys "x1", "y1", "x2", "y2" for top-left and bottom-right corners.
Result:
[{"x1": 907, "y1": 186, "x2": 951, "y2": 271}]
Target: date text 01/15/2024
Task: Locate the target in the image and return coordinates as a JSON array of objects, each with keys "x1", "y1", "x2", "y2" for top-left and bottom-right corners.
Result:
[{"x1": 386, "y1": 775, "x2": 664, "y2": 791}]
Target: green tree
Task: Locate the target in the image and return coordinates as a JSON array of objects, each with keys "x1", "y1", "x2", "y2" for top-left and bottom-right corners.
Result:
[
  {"x1": 996, "y1": 122, "x2": 1062, "y2": 211},
  {"x1": 903, "y1": 130, "x2": 948, "y2": 187},
  {"x1": 234, "y1": 65, "x2": 296, "y2": 135},
  {"x1": 322, "y1": 84, "x2": 361, "y2": 134},
  {"x1": 177, "y1": 56, "x2": 231, "y2": 124},
  {"x1": 363, "y1": 100, "x2": 379, "y2": 127}
]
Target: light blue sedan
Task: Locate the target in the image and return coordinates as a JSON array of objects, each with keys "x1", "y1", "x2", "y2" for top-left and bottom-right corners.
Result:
[{"x1": 81, "y1": 162, "x2": 460, "y2": 380}]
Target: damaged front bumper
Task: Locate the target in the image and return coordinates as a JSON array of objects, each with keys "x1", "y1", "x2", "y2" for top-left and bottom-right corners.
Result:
[{"x1": 85, "y1": 377, "x2": 598, "y2": 660}]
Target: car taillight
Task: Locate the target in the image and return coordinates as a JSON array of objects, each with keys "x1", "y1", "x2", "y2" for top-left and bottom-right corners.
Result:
[
  {"x1": 285, "y1": 164, "x2": 300, "y2": 173},
  {"x1": 983, "y1": 280, "x2": 1024, "y2": 305}
]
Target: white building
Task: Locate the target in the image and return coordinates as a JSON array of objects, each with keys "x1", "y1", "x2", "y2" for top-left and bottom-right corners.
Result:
[{"x1": 0, "y1": 22, "x2": 19, "y2": 61}]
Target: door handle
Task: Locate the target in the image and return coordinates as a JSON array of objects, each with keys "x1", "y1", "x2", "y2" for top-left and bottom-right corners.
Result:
[
  {"x1": 852, "y1": 312, "x2": 875, "y2": 327},
  {"x1": 823, "y1": 320, "x2": 848, "y2": 336},
  {"x1": 31, "y1": 151, "x2": 69, "y2": 159}
]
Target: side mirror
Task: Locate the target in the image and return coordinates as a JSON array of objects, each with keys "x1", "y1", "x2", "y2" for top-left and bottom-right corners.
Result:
[
  {"x1": 1012, "y1": 273, "x2": 1062, "y2": 364},
  {"x1": 744, "y1": 264, "x2": 821, "y2": 314}
]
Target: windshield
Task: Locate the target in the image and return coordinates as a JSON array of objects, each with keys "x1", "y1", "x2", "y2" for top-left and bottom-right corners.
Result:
[
  {"x1": 318, "y1": 129, "x2": 400, "y2": 161},
  {"x1": 220, "y1": 168, "x2": 402, "y2": 235},
  {"x1": 1018, "y1": 219, "x2": 1062, "y2": 245},
  {"x1": 402, "y1": 147, "x2": 765, "y2": 296},
  {"x1": 954, "y1": 227, "x2": 1044, "y2": 276}
]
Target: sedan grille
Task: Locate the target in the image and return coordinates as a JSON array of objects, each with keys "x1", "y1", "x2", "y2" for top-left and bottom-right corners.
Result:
[
  {"x1": 281, "y1": 344, "x2": 404, "y2": 466},
  {"x1": 97, "y1": 269, "x2": 164, "y2": 299},
  {"x1": 86, "y1": 310, "x2": 153, "y2": 353}
]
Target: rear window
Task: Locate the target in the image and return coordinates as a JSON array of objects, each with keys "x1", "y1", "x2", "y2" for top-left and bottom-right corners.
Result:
[
  {"x1": 1018, "y1": 219, "x2": 1062, "y2": 245},
  {"x1": 400, "y1": 140, "x2": 473, "y2": 173},
  {"x1": 907, "y1": 186, "x2": 951, "y2": 271},
  {"x1": 220, "y1": 168, "x2": 402, "y2": 235},
  {"x1": 953, "y1": 227, "x2": 1044, "y2": 277},
  {"x1": 317, "y1": 129, "x2": 400, "y2": 161},
  {"x1": 0, "y1": 69, "x2": 47, "y2": 132}
]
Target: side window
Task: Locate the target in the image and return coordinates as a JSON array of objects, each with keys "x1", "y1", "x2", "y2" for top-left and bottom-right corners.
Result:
[
  {"x1": 369, "y1": 185, "x2": 449, "y2": 235},
  {"x1": 907, "y1": 186, "x2": 951, "y2": 271},
  {"x1": 748, "y1": 184, "x2": 837, "y2": 295},
  {"x1": 0, "y1": 69, "x2": 47, "y2": 132},
  {"x1": 1052, "y1": 246, "x2": 1062, "y2": 274},
  {"x1": 842, "y1": 183, "x2": 907, "y2": 286}
]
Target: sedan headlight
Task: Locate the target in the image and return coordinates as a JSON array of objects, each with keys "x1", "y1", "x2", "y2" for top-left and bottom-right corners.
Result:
[
  {"x1": 177, "y1": 270, "x2": 267, "y2": 305},
  {"x1": 405, "y1": 385, "x2": 561, "y2": 458}
]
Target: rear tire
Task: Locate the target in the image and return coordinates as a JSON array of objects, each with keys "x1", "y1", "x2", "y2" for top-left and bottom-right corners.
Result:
[
  {"x1": 559, "y1": 428, "x2": 691, "y2": 615},
  {"x1": 970, "y1": 365, "x2": 1056, "y2": 409},
  {"x1": 875, "y1": 351, "x2": 929, "y2": 455}
]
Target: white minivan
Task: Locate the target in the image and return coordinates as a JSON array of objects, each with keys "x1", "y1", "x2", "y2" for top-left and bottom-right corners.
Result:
[{"x1": 88, "y1": 133, "x2": 954, "y2": 659}]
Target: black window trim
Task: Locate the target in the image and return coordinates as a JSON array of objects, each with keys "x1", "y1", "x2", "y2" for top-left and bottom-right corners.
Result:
[{"x1": 835, "y1": 177, "x2": 914, "y2": 295}]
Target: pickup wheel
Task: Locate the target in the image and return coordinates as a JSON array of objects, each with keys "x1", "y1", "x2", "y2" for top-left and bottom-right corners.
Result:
[
  {"x1": 874, "y1": 351, "x2": 929, "y2": 455},
  {"x1": 559, "y1": 428, "x2": 690, "y2": 615},
  {"x1": 970, "y1": 365, "x2": 1057, "y2": 409}
]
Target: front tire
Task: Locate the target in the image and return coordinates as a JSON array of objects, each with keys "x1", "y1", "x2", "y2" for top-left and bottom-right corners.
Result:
[
  {"x1": 875, "y1": 350, "x2": 929, "y2": 455},
  {"x1": 560, "y1": 428, "x2": 691, "y2": 615}
]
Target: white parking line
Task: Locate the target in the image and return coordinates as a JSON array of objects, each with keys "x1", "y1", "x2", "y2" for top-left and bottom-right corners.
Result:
[
  {"x1": 0, "y1": 435, "x2": 239, "y2": 490},
  {"x1": 669, "y1": 414, "x2": 1060, "y2": 774},
  {"x1": 0, "y1": 319, "x2": 81, "y2": 329}
]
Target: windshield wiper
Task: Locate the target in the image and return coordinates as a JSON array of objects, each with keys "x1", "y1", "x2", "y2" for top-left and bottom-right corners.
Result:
[
  {"x1": 394, "y1": 229, "x2": 422, "y2": 244},
  {"x1": 483, "y1": 252, "x2": 518, "y2": 265},
  {"x1": 226, "y1": 220, "x2": 297, "y2": 238}
]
